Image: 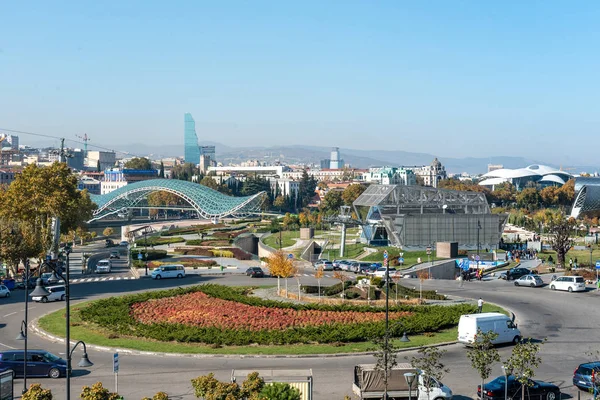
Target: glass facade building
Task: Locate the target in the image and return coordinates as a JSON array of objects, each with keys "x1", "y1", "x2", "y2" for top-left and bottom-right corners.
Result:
[{"x1": 184, "y1": 113, "x2": 200, "y2": 164}]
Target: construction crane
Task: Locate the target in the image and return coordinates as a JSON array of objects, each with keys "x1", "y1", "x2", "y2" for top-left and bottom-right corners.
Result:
[{"x1": 76, "y1": 133, "x2": 90, "y2": 155}]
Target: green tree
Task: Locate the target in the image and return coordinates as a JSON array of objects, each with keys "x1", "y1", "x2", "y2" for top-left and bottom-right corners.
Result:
[
  {"x1": 467, "y1": 329, "x2": 501, "y2": 400},
  {"x1": 200, "y1": 176, "x2": 220, "y2": 190},
  {"x1": 320, "y1": 190, "x2": 343, "y2": 214},
  {"x1": 299, "y1": 169, "x2": 317, "y2": 208},
  {"x1": 516, "y1": 188, "x2": 542, "y2": 210},
  {"x1": 1, "y1": 163, "x2": 95, "y2": 255},
  {"x1": 159, "y1": 161, "x2": 165, "y2": 178},
  {"x1": 242, "y1": 175, "x2": 270, "y2": 196},
  {"x1": 80, "y1": 382, "x2": 120, "y2": 400},
  {"x1": 22, "y1": 383, "x2": 53, "y2": 400},
  {"x1": 258, "y1": 382, "x2": 301, "y2": 400},
  {"x1": 96, "y1": 159, "x2": 101, "y2": 172},
  {"x1": 342, "y1": 184, "x2": 366, "y2": 206},
  {"x1": 103, "y1": 227, "x2": 115, "y2": 237},
  {"x1": 409, "y1": 346, "x2": 449, "y2": 400},
  {"x1": 545, "y1": 211, "x2": 574, "y2": 268},
  {"x1": 124, "y1": 157, "x2": 153, "y2": 170},
  {"x1": 274, "y1": 195, "x2": 286, "y2": 211},
  {"x1": 505, "y1": 339, "x2": 546, "y2": 400}
]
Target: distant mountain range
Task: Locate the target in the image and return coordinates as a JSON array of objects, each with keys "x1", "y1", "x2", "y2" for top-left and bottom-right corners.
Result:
[{"x1": 114, "y1": 142, "x2": 598, "y2": 175}]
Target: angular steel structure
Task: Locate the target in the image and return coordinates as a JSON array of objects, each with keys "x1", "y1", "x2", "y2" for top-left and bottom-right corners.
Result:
[
  {"x1": 353, "y1": 184, "x2": 506, "y2": 250},
  {"x1": 88, "y1": 179, "x2": 265, "y2": 222},
  {"x1": 570, "y1": 177, "x2": 600, "y2": 219}
]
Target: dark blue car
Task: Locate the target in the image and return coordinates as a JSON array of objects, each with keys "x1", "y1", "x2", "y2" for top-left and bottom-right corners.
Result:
[
  {"x1": 478, "y1": 375, "x2": 560, "y2": 400},
  {"x1": 0, "y1": 350, "x2": 67, "y2": 379},
  {"x1": 573, "y1": 362, "x2": 600, "y2": 391}
]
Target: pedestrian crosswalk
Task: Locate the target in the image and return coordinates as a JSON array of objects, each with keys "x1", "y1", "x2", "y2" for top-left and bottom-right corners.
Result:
[
  {"x1": 301, "y1": 273, "x2": 334, "y2": 278},
  {"x1": 55, "y1": 276, "x2": 137, "y2": 285}
]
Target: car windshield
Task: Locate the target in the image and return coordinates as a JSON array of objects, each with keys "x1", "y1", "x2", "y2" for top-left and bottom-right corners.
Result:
[{"x1": 43, "y1": 352, "x2": 61, "y2": 362}]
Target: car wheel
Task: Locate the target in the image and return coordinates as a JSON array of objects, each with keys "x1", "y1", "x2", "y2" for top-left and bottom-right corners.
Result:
[
  {"x1": 177, "y1": 274, "x2": 183, "y2": 279},
  {"x1": 512, "y1": 336, "x2": 521, "y2": 345},
  {"x1": 155, "y1": 275, "x2": 162, "y2": 280},
  {"x1": 550, "y1": 285, "x2": 556, "y2": 290},
  {"x1": 48, "y1": 367, "x2": 61, "y2": 379},
  {"x1": 41, "y1": 296, "x2": 48, "y2": 303},
  {"x1": 514, "y1": 282, "x2": 519, "y2": 286},
  {"x1": 530, "y1": 283, "x2": 535, "y2": 287},
  {"x1": 5, "y1": 292, "x2": 10, "y2": 298},
  {"x1": 568, "y1": 286, "x2": 573, "y2": 292},
  {"x1": 60, "y1": 294, "x2": 65, "y2": 301},
  {"x1": 547, "y1": 391, "x2": 558, "y2": 400}
]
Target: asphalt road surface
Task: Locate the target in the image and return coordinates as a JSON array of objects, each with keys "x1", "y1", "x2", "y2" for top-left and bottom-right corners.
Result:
[{"x1": 0, "y1": 259, "x2": 597, "y2": 399}]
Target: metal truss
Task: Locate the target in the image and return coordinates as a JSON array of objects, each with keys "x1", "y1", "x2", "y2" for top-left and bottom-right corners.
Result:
[
  {"x1": 89, "y1": 179, "x2": 265, "y2": 222},
  {"x1": 353, "y1": 184, "x2": 490, "y2": 215}
]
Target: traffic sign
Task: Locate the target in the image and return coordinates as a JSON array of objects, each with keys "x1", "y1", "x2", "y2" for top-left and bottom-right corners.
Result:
[
  {"x1": 288, "y1": 254, "x2": 294, "y2": 259},
  {"x1": 383, "y1": 251, "x2": 388, "y2": 259},
  {"x1": 113, "y1": 353, "x2": 119, "y2": 373},
  {"x1": 475, "y1": 255, "x2": 480, "y2": 262},
  {"x1": 426, "y1": 246, "x2": 432, "y2": 255},
  {"x1": 398, "y1": 257, "x2": 404, "y2": 264},
  {"x1": 596, "y1": 261, "x2": 600, "y2": 269},
  {"x1": 137, "y1": 253, "x2": 143, "y2": 260}
]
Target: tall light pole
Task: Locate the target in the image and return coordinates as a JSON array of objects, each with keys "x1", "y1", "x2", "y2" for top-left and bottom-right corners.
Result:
[
  {"x1": 31, "y1": 245, "x2": 93, "y2": 400},
  {"x1": 384, "y1": 250, "x2": 390, "y2": 400},
  {"x1": 16, "y1": 259, "x2": 31, "y2": 394},
  {"x1": 501, "y1": 365, "x2": 509, "y2": 400}
]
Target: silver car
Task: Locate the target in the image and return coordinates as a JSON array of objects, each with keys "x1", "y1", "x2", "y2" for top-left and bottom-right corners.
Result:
[{"x1": 514, "y1": 274, "x2": 543, "y2": 287}]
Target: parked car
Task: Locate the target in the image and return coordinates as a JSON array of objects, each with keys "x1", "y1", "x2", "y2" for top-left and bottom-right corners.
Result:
[
  {"x1": 0, "y1": 285, "x2": 10, "y2": 298},
  {"x1": 119, "y1": 241, "x2": 129, "y2": 247},
  {"x1": 0, "y1": 350, "x2": 67, "y2": 379},
  {"x1": 40, "y1": 272, "x2": 59, "y2": 286},
  {"x1": 550, "y1": 275, "x2": 586, "y2": 292},
  {"x1": 95, "y1": 259, "x2": 112, "y2": 274},
  {"x1": 478, "y1": 375, "x2": 560, "y2": 400},
  {"x1": 514, "y1": 275, "x2": 544, "y2": 287},
  {"x1": 372, "y1": 267, "x2": 397, "y2": 278},
  {"x1": 105, "y1": 239, "x2": 115, "y2": 248},
  {"x1": 109, "y1": 251, "x2": 120, "y2": 259},
  {"x1": 16, "y1": 277, "x2": 37, "y2": 290},
  {"x1": 314, "y1": 260, "x2": 334, "y2": 271},
  {"x1": 359, "y1": 263, "x2": 377, "y2": 275},
  {"x1": 499, "y1": 267, "x2": 530, "y2": 280},
  {"x1": 151, "y1": 265, "x2": 185, "y2": 280},
  {"x1": 246, "y1": 267, "x2": 265, "y2": 278},
  {"x1": 31, "y1": 285, "x2": 66, "y2": 303},
  {"x1": 573, "y1": 361, "x2": 600, "y2": 391}
]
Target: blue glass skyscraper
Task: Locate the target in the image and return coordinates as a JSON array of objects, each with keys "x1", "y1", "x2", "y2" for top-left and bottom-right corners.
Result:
[{"x1": 184, "y1": 113, "x2": 200, "y2": 164}]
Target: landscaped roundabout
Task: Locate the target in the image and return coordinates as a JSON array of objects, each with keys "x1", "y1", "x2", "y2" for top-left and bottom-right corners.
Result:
[{"x1": 38, "y1": 284, "x2": 500, "y2": 355}]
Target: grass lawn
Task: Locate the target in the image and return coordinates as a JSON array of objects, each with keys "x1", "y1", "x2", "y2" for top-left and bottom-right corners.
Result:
[
  {"x1": 38, "y1": 300, "x2": 507, "y2": 355},
  {"x1": 262, "y1": 230, "x2": 328, "y2": 249},
  {"x1": 538, "y1": 248, "x2": 600, "y2": 267},
  {"x1": 362, "y1": 247, "x2": 444, "y2": 265}
]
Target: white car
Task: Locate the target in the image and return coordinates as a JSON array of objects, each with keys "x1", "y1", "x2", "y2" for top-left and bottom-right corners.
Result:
[
  {"x1": 372, "y1": 267, "x2": 397, "y2": 278},
  {"x1": 0, "y1": 285, "x2": 10, "y2": 298},
  {"x1": 31, "y1": 285, "x2": 66, "y2": 303},
  {"x1": 549, "y1": 275, "x2": 586, "y2": 292},
  {"x1": 514, "y1": 274, "x2": 543, "y2": 287},
  {"x1": 151, "y1": 265, "x2": 185, "y2": 280},
  {"x1": 96, "y1": 259, "x2": 112, "y2": 274},
  {"x1": 314, "y1": 260, "x2": 333, "y2": 271}
]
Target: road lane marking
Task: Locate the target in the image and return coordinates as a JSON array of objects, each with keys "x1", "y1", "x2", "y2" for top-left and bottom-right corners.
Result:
[
  {"x1": 3, "y1": 312, "x2": 17, "y2": 318},
  {"x1": 0, "y1": 342, "x2": 16, "y2": 349}
]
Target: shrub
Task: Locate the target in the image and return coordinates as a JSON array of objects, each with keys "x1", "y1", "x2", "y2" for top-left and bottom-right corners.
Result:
[
  {"x1": 22, "y1": 384, "x2": 53, "y2": 400},
  {"x1": 259, "y1": 382, "x2": 301, "y2": 400},
  {"x1": 174, "y1": 247, "x2": 213, "y2": 256},
  {"x1": 80, "y1": 382, "x2": 120, "y2": 400},
  {"x1": 152, "y1": 392, "x2": 169, "y2": 400},
  {"x1": 323, "y1": 281, "x2": 353, "y2": 296},
  {"x1": 78, "y1": 284, "x2": 475, "y2": 346},
  {"x1": 191, "y1": 373, "x2": 240, "y2": 399},
  {"x1": 160, "y1": 224, "x2": 224, "y2": 236},
  {"x1": 186, "y1": 239, "x2": 231, "y2": 246},
  {"x1": 392, "y1": 284, "x2": 445, "y2": 300},
  {"x1": 300, "y1": 285, "x2": 320, "y2": 294},
  {"x1": 135, "y1": 236, "x2": 186, "y2": 246}
]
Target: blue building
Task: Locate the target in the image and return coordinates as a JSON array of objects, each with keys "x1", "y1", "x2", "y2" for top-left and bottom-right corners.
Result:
[{"x1": 184, "y1": 113, "x2": 200, "y2": 165}]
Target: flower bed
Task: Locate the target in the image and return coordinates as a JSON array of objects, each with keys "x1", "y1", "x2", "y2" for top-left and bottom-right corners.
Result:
[
  {"x1": 79, "y1": 284, "x2": 475, "y2": 346},
  {"x1": 174, "y1": 247, "x2": 252, "y2": 260},
  {"x1": 131, "y1": 291, "x2": 411, "y2": 330}
]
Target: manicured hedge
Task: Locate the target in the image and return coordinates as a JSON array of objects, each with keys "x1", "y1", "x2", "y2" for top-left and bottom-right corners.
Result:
[
  {"x1": 160, "y1": 224, "x2": 224, "y2": 236},
  {"x1": 129, "y1": 249, "x2": 168, "y2": 261},
  {"x1": 324, "y1": 281, "x2": 354, "y2": 296},
  {"x1": 79, "y1": 285, "x2": 474, "y2": 346},
  {"x1": 185, "y1": 239, "x2": 232, "y2": 246},
  {"x1": 135, "y1": 236, "x2": 186, "y2": 246},
  {"x1": 173, "y1": 247, "x2": 251, "y2": 260}
]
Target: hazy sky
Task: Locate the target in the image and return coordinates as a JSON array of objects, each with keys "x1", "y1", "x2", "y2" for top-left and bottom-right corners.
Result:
[{"x1": 1, "y1": 1, "x2": 598, "y2": 164}]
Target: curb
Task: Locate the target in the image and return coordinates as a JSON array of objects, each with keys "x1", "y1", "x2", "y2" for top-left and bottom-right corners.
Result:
[{"x1": 30, "y1": 313, "x2": 459, "y2": 359}]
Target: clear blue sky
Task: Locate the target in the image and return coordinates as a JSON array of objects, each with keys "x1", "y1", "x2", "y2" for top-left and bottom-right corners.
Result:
[{"x1": 1, "y1": 1, "x2": 598, "y2": 164}]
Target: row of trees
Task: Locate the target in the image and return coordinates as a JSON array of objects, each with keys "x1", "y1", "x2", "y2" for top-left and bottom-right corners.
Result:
[{"x1": 0, "y1": 163, "x2": 96, "y2": 276}]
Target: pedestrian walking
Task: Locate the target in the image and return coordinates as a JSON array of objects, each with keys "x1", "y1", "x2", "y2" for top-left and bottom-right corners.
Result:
[
  {"x1": 569, "y1": 258, "x2": 573, "y2": 269},
  {"x1": 459, "y1": 273, "x2": 463, "y2": 288},
  {"x1": 477, "y1": 297, "x2": 484, "y2": 313}
]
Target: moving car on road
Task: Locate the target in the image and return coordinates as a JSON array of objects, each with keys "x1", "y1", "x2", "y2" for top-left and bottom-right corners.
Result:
[
  {"x1": 550, "y1": 275, "x2": 585, "y2": 292},
  {"x1": 573, "y1": 361, "x2": 600, "y2": 391},
  {"x1": 109, "y1": 251, "x2": 120, "y2": 259},
  {"x1": 514, "y1": 275, "x2": 544, "y2": 287},
  {"x1": 314, "y1": 260, "x2": 333, "y2": 271},
  {"x1": 371, "y1": 267, "x2": 397, "y2": 278},
  {"x1": 478, "y1": 375, "x2": 560, "y2": 400},
  {"x1": 500, "y1": 267, "x2": 531, "y2": 281},
  {"x1": 40, "y1": 272, "x2": 59, "y2": 286},
  {"x1": 151, "y1": 265, "x2": 185, "y2": 280},
  {"x1": 0, "y1": 350, "x2": 67, "y2": 379},
  {"x1": 246, "y1": 267, "x2": 265, "y2": 278},
  {"x1": 0, "y1": 285, "x2": 9, "y2": 298},
  {"x1": 31, "y1": 285, "x2": 66, "y2": 303},
  {"x1": 458, "y1": 313, "x2": 521, "y2": 345},
  {"x1": 96, "y1": 259, "x2": 112, "y2": 274}
]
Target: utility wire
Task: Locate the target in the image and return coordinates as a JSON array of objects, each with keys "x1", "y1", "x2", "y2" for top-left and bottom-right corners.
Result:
[{"x1": 0, "y1": 127, "x2": 142, "y2": 157}]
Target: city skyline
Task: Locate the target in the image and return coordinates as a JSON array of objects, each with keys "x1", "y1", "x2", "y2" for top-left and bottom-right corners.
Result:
[{"x1": 1, "y1": 1, "x2": 599, "y2": 165}]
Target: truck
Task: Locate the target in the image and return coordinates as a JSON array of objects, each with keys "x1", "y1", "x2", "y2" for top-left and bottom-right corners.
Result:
[
  {"x1": 457, "y1": 312, "x2": 521, "y2": 346},
  {"x1": 352, "y1": 363, "x2": 453, "y2": 400}
]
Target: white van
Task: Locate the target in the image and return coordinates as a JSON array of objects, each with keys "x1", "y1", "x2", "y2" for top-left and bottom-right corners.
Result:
[
  {"x1": 549, "y1": 275, "x2": 586, "y2": 292},
  {"x1": 458, "y1": 312, "x2": 521, "y2": 345},
  {"x1": 31, "y1": 285, "x2": 66, "y2": 303},
  {"x1": 151, "y1": 265, "x2": 185, "y2": 280},
  {"x1": 96, "y1": 259, "x2": 112, "y2": 274}
]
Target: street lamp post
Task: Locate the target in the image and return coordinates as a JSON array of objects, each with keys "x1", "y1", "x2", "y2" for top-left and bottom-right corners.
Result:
[
  {"x1": 384, "y1": 251, "x2": 390, "y2": 400},
  {"x1": 404, "y1": 372, "x2": 416, "y2": 400},
  {"x1": 16, "y1": 320, "x2": 27, "y2": 394},
  {"x1": 31, "y1": 246, "x2": 93, "y2": 400},
  {"x1": 501, "y1": 365, "x2": 509, "y2": 400}
]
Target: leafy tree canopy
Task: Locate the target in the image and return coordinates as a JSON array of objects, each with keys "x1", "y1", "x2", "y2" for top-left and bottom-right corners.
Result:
[{"x1": 124, "y1": 157, "x2": 153, "y2": 170}]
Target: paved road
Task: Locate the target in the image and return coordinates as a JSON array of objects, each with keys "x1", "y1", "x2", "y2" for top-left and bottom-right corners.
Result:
[{"x1": 0, "y1": 261, "x2": 596, "y2": 399}]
